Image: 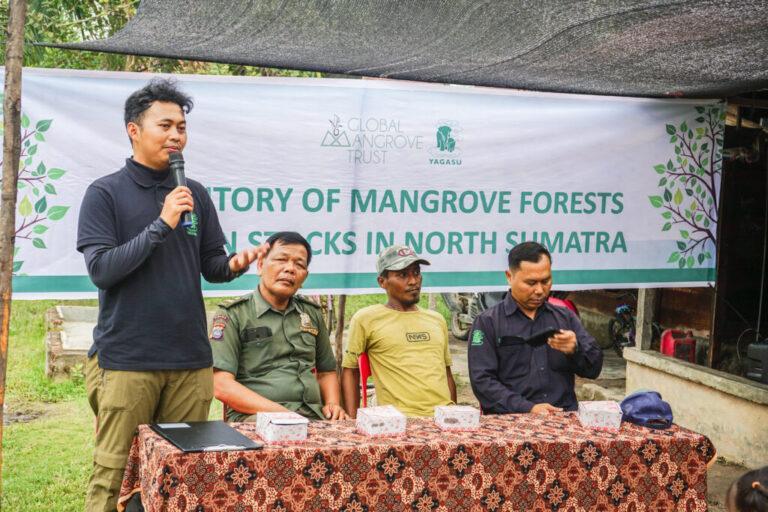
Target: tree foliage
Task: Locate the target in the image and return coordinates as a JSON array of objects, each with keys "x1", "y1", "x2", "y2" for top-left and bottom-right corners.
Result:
[
  {"x1": 648, "y1": 105, "x2": 724, "y2": 268},
  {"x1": 0, "y1": 0, "x2": 322, "y2": 77}
]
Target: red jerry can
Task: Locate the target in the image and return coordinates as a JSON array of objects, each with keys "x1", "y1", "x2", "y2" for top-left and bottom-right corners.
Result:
[{"x1": 660, "y1": 329, "x2": 696, "y2": 363}]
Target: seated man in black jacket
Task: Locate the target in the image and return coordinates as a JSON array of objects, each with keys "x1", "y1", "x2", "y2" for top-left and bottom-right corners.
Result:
[{"x1": 468, "y1": 242, "x2": 602, "y2": 415}]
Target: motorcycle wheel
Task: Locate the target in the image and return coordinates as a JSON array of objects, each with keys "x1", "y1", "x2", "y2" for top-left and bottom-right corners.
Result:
[
  {"x1": 607, "y1": 318, "x2": 629, "y2": 357},
  {"x1": 450, "y1": 311, "x2": 470, "y2": 340}
]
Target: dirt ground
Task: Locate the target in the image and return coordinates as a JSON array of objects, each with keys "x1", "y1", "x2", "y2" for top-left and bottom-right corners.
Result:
[{"x1": 446, "y1": 336, "x2": 746, "y2": 512}]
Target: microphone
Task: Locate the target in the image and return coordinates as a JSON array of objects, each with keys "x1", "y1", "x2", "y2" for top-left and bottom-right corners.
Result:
[{"x1": 168, "y1": 151, "x2": 193, "y2": 228}]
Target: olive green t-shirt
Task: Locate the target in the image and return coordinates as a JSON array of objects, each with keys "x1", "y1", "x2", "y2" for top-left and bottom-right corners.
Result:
[
  {"x1": 341, "y1": 304, "x2": 453, "y2": 417},
  {"x1": 211, "y1": 290, "x2": 336, "y2": 421}
]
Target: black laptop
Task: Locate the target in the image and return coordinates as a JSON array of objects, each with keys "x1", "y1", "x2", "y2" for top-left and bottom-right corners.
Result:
[{"x1": 150, "y1": 421, "x2": 263, "y2": 453}]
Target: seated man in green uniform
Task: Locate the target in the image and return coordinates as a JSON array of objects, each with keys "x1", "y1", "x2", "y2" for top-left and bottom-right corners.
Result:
[
  {"x1": 340, "y1": 245, "x2": 457, "y2": 417},
  {"x1": 211, "y1": 231, "x2": 347, "y2": 421}
]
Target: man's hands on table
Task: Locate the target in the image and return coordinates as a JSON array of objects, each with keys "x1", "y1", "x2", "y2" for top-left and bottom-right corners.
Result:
[
  {"x1": 530, "y1": 403, "x2": 563, "y2": 415},
  {"x1": 322, "y1": 403, "x2": 349, "y2": 420}
]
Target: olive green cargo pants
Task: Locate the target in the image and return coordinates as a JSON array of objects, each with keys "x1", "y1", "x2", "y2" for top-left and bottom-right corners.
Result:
[{"x1": 84, "y1": 355, "x2": 213, "y2": 512}]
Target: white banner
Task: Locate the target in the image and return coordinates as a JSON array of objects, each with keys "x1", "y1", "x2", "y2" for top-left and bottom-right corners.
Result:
[{"x1": 2, "y1": 68, "x2": 723, "y2": 297}]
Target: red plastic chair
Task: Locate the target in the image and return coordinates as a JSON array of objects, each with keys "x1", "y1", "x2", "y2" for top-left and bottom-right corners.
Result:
[
  {"x1": 358, "y1": 353, "x2": 372, "y2": 407},
  {"x1": 547, "y1": 296, "x2": 580, "y2": 317}
]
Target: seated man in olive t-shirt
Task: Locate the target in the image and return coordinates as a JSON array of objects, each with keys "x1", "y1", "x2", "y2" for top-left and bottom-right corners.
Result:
[{"x1": 341, "y1": 245, "x2": 457, "y2": 417}]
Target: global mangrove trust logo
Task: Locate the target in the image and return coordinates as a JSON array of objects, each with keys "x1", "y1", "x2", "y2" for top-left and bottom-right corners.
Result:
[
  {"x1": 428, "y1": 120, "x2": 463, "y2": 166},
  {"x1": 320, "y1": 114, "x2": 423, "y2": 165}
]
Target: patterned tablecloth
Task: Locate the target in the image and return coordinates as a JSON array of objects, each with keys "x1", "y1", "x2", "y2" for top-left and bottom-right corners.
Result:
[{"x1": 119, "y1": 413, "x2": 715, "y2": 512}]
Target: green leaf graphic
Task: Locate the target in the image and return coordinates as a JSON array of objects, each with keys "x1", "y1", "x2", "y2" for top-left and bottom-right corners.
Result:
[
  {"x1": 32, "y1": 238, "x2": 46, "y2": 249},
  {"x1": 13, "y1": 261, "x2": 23, "y2": 272},
  {"x1": 21, "y1": 113, "x2": 30, "y2": 128},
  {"x1": 32, "y1": 225, "x2": 48, "y2": 234},
  {"x1": 34, "y1": 196, "x2": 47, "y2": 214},
  {"x1": 47, "y1": 168, "x2": 66, "y2": 180},
  {"x1": 668, "y1": 252, "x2": 680, "y2": 263},
  {"x1": 36, "y1": 119, "x2": 52, "y2": 132},
  {"x1": 674, "y1": 189, "x2": 683, "y2": 205},
  {"x1": 654, "y1": 164, "x2": 666, "y2": 174},
  {"x1": 649, "y1": 196, "x2": 663, "y2": 208},
  {"x1": 19, "y1": 196, "x2": 32, "y2": 217},
  {"x1": 44, "y1": 183, "x2": 56, "y2": 195},
  {"x1": 47, "y1": 206, "x2": 69, "y2": 221},
  {"x1": 666, "y1": 124, "x2": 676, "y2": 135}
]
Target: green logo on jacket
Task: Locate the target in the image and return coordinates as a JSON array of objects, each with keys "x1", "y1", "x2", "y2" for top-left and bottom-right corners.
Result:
[
  {"x1": 471, "y1": 329, "x2": 484, "y2": 346},
  {"x1": 185, "y1": 212, "x2": 199, "y2": 237}
]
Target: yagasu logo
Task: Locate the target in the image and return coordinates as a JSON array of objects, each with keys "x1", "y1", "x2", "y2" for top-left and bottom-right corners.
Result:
[
  {"x1": 406, "y1": 332, "x2": 431, "y2": 342},
  {"x1": 321, "y1": 114, "x2": 423, "y2": 165},
  {"x1": 428, "y1": 120, "x2": 463, "y2": 166}
]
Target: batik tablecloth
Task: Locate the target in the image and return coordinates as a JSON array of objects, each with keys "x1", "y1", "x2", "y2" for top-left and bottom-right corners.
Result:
[{"x1": 119, "y1": 413, "x2": 715, "y2": 511}]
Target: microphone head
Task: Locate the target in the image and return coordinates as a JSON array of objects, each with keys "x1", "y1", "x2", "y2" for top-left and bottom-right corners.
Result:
[{"x1": 168, "y1": 151, "x2": 184, "y2": 165}]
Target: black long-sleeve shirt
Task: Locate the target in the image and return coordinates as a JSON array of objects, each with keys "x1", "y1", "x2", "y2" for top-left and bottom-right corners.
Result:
[
  {"x1": 468, "y1": 293, "x2": 603, "y2": 414},
  {"x1": 77, "y1": 158, "x2": 238, "y2": 370}
]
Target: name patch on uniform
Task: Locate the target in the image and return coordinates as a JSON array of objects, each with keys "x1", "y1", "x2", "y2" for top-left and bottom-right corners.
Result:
[
  {"x1": 406, "y1": 332, "x2": 430, "y2": 342},
  {"x1": 299, "y1": 312, "x2": 319, "y2": 336},
  {"x1": 209, "y1": 314, "x2": 228, "y2": 341}
]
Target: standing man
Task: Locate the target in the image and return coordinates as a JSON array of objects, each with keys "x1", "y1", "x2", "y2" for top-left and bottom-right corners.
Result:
[
  {"x1": 77, "y1": 78, "x2": 262, "y2": 512},
  {"x1": 341, "y1": 245, "x2": 457, "y2": 417},
  {"x1": 212, "y1": 231, "x2": 347, "y2": 422},
  {"x1": 468, "y1": 242, "x2": 602, "y2": 415}
]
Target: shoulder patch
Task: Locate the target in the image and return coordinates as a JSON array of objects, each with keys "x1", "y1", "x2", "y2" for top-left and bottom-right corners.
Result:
[
  {"x1": 218, "y1": 294, "x2": 251, "y2": 309},
  {"x1": 471, "y1": 329, "x2": 485, "y2": 346},
  {"x1": 209, "y1": 313, "x2": 229, "y2": 341}
]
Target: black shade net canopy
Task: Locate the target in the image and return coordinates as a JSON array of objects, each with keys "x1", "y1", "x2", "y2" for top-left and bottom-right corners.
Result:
[{"x1": 47, "y1": 0, "x2": 768, "y2": 98}]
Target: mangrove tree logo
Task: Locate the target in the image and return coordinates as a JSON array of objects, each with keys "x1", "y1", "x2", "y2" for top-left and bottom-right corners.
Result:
[
  {"x1": 320, "y1": 115, "x2": 350, "y2": 147},
  {"x1": 320, "y1": 114, "x2": 423, "y2": 165},
  {"x1": 428, "y1": 120, "x2": 462, "y2": 166},
  {"x1": 648, "y1": 105, "x2": 723, "y2": 269},
  {"x1": 0, "y1": 95, "x2": 71, "y2": 275}
]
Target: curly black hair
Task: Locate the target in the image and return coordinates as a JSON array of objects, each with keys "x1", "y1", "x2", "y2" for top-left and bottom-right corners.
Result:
[{"x1": 123, "y1": 77, "x2": 193, "y2": 126}]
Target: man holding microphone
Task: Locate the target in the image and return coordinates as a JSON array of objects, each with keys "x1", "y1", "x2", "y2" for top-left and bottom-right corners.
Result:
[{"x1": 77, "y1": 78, "x2": 263, "y2": 512}]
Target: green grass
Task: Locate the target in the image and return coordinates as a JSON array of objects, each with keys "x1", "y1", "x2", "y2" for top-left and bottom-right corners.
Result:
[
  {"x1": 3, "y1": 398, "x2": 93, "y2": 511},
  {"x1": 4, "y1": 299, "x2": 97, "y2": 511},
  {"x1": 2, "y1": 294, "x2": 451, "y2": 510}
]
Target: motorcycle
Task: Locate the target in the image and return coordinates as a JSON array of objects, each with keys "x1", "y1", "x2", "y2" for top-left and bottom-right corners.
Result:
[{"x1": 441, "y1": 291, "x2": 579, "y2": 340}]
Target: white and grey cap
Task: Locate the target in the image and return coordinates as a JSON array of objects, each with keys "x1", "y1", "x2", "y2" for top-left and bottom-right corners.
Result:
[{"x1": 376, "y1": 244, "x2": 431, "y2": 274}]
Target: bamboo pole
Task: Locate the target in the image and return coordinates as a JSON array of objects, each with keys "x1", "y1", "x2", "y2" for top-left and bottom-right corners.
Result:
[
  {"x1": 0, "y1": 0, "x2": 28, "y2": 505},
  {"x1": 334, "y1": 295, "x2": 346, "y2": 375}
]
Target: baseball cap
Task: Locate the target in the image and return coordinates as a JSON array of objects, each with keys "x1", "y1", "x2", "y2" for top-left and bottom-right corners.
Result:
[
  {"x1": 376, "y1": 245, "x2": 431, "y2": 274},
  {"x1": 620, "y1": 390, "x2": 673, "y2": 429}
]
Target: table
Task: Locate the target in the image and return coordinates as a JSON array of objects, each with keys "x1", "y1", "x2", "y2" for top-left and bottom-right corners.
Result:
[{"x1": 119, "y1": 413, "x2": 715, "y2": 511}]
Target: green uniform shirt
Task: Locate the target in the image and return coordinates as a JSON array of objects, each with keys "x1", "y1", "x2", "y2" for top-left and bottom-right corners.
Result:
[{"x1": 210, "y1": 289, "x2": 336, "y2": 421}]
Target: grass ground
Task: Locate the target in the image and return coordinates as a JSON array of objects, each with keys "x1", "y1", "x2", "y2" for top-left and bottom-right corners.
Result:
[{"x1": 2, "y1": 294, "x2": 451, "y2": 511}]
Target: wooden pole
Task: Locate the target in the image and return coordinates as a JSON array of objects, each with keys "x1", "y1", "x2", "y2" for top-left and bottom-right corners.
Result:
[
  {"x1": 0, "y1": 0, "x2": 28, "y2": 505},
  {"x1": 334, "y1": 295, "x2": 346, "y2": 375},
  {"x1": 636, "y1": 288, "x2": 659, "y2": 351}
]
